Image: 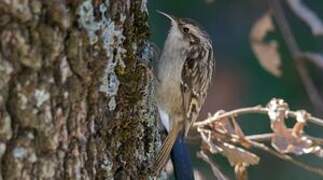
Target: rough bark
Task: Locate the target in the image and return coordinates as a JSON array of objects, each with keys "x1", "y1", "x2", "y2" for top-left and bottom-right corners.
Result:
[{"x1": 0, "y1": 0, "x2": 159, "y2": 179}]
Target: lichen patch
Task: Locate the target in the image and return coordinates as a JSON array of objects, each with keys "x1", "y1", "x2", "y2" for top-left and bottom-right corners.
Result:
[
  {"x1": 34, "y1": 89, "x2": 50, "y2": 108},
  {"x1": 78, "y1": 0, "x2": 127, "y2": 111}
]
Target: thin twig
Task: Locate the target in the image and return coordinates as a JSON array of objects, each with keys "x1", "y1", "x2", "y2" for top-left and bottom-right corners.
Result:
[
  {"x1": 197, "y1": 151, "x2": 229, "y2": 180},
  {"x1": 268, "y1": 0, "x2": 323, "y2": 112},
  {"x1": 246, "y1": 133, "x2": 323, "y2": 145},
  {"x1": 294, "y1": 58, "x2": 323, "y2": 114},
  {"x1": 288, "y1": 110, "x2": 323, "y2": 127},
  {"x1": 246, "y1": 133, "x2": 272, "y2": 142},
  {"x1": 249, "y1": 140, "x2": 323, "y2": 176},
  {"x1": 286, "y1": 0, "x2": 323, "y2": 36},
  {"x1": 194, "y1": 106, "x2": 265, "y2": 126},
  {"x1": 301, "y1": 52, "x2": 323, "y2": 70},
  {"x1": 269, "y1": 0, "x2": 299, "y2": 56},
  {"x1": 193, "y1": 105, "x2": 323, "y2": 127},
  {"x1": 198, "y1": 123, "x2": 323, "y2": 177}
]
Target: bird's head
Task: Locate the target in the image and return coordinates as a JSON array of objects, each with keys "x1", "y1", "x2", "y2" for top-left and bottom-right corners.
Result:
[{"x1": 157, "y1": 10, "x2": 209, "y2": 45}]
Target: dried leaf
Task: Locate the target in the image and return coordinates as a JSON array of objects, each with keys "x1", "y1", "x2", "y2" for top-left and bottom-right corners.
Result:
[
  {"x1": 250, "y1": 13, "x2": 282, "y2": 77},
  {"x1": 267, "y1": 104, "x2": 323, "y2": 156},
  {"x1": 213, "y1": 116, "x2": 252, "y2": 149},
  {"x1": 271, "y1": 129, "x2": 322, "y2": 156},
  {"x1": 220, "y1": 142, "x2": 259, "y2": 166},
  {"x1": 199, "y1": 125, "x2": 259, "y2": 168},
  {"x1": 207, "y1": 112, "x2": 260, "y2": 167},
  {"x1": 235, "y1": 163, "x2": 248, "y2": 180},
  {"x1": 211, "y1": 114, "x2": 241, "y2": 137},
  {"x1": 267, "y1": 98, "x2": 289, "y2": 123},
  {"x1": 292, "y1": 110, "x2": 309, "y2": 136}
]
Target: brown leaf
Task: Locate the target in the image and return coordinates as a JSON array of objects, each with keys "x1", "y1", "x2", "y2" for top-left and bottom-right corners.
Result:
[
  {"x1": 209, "y1": 113, "x2": 259, "y2": 165},
  {"x1": 271, "y1": 129, "x2": 322, "y2": 156},
  {"x1": 267, "y1": 105, "x2": 323, "y2": 156},
  {"x1": 235, "y1": 163, "x2": 248, "y2": 180},
  {"x1": 220, "y1": 142, "x2": 259, "y2": 166},
  {"x1": 211, "y1": 116, "x2": 252, "y2": 148},
  {"x1": 211, "y1": 115, "x2": 242, "y2": 138},
  {"x1": 250, "y1": 13, "x2": 282, "y2": 77},
  {"x1": 292, "y1": 110, "x2": 309, "y2": 136},
  {"x1": 267, "y1": 98, "x2": 289, "y2": 123},
  {"x1": 201, "y1": 120, "x2": 260, "y2": 167}
]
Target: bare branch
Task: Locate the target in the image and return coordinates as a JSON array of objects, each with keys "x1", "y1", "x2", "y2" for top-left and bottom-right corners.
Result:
[
  {"x1": 195, "y1": 98, "x2": 323, "y2": 177},
  {"x1": 249, "y1": 140, "x2": 323, "y2": 176},
  {"x1": 246, "y1": 133, "x2": 273, "y2": 142},
  {"x1": 286, "y1": 0, "x2": 323, "y2": 36},
  {"x1": 295, "y1": 58, "x2": 323, "y2": 114},
  {"x1": 268, "y1": 0, "x2": 299, "y2": 56},
  {"x1": 246, "y1": 133, "x2": 323, "y2": 145},
  {"x1": 300, "y1": 52, "x2": 323, "y2": 70},
  {"x1": 268, "y1": 0, "x2": 323, "y2": 112},
  {"x1": 194, "y1": 104, "x2": 323, "y2": 127},
  {"x1": 197, "y1": 151, "x2": 229, "y2": 180},
  {"x1": 194, "y1": 106, "x2": 264, "y2": 126}
]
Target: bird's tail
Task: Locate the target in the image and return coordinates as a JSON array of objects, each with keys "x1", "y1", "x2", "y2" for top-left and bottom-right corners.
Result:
[
  {"x1": 154, "y1": 122, "x2": 181, "y2": 175},
  {"x1": 171, "y1": 135, "x2": 194, "y2": 180}
]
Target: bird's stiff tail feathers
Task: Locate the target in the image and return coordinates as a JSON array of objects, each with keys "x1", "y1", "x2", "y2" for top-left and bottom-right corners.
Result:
[
  {"x1": 171, "y1": 135, "x2": 194, "y2": 180},
  {"x1": 154, "y1": 123, "x2": 181, "y2": 175}
]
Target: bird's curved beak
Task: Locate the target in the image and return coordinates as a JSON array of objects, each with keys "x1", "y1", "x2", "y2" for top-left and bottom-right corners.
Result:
[{"x1": 157, "y1": 10, "x2": 177, "y2": 23}]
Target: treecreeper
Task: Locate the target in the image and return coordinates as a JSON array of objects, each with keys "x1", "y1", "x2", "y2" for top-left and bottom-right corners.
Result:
[{"x1": 153, "y1": 11, "x2": 215, "y2": 175}]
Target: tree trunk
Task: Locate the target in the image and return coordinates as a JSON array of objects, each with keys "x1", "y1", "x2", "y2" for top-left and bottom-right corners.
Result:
[{"x1": 0, "y1": 0, "x2": 160, "y2": 179}]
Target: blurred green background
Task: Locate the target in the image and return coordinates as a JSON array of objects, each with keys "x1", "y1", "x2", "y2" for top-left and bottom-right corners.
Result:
[{"x1": 148, "y1": 0, "x2": 323, "y2": 179}]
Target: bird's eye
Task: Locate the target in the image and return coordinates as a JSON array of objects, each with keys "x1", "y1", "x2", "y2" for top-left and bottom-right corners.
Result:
[{"x1": 183, "y1": 27, "x2": 189, "y2": 33}]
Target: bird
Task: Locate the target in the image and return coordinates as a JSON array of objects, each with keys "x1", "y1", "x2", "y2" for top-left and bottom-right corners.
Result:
[{"x1": 154, "y1": 11, "x2": 215, "y2": 175}]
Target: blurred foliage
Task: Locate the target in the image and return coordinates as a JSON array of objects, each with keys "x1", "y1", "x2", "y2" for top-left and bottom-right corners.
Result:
[{"x1": 148, "y1": 0, "x2": 323, "y2": 179}]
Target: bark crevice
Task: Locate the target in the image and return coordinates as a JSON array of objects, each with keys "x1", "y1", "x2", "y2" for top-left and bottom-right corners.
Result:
[{"x1": 0, "y1": 0, "x2": 158, "y2": 179}]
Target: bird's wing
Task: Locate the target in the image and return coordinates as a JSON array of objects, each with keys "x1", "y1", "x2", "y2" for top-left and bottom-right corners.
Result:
[{"x1": 181, "y1": 43, "x2": 214, "y2": 136}]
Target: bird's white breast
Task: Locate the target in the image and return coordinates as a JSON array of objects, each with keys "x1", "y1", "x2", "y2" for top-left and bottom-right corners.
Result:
[
  {"x1": 158, "y1": 107, "x2": 170, "y2": 132},
  {"x1": 156, "y1": 24, "x2": 189, "y2": 131}
]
